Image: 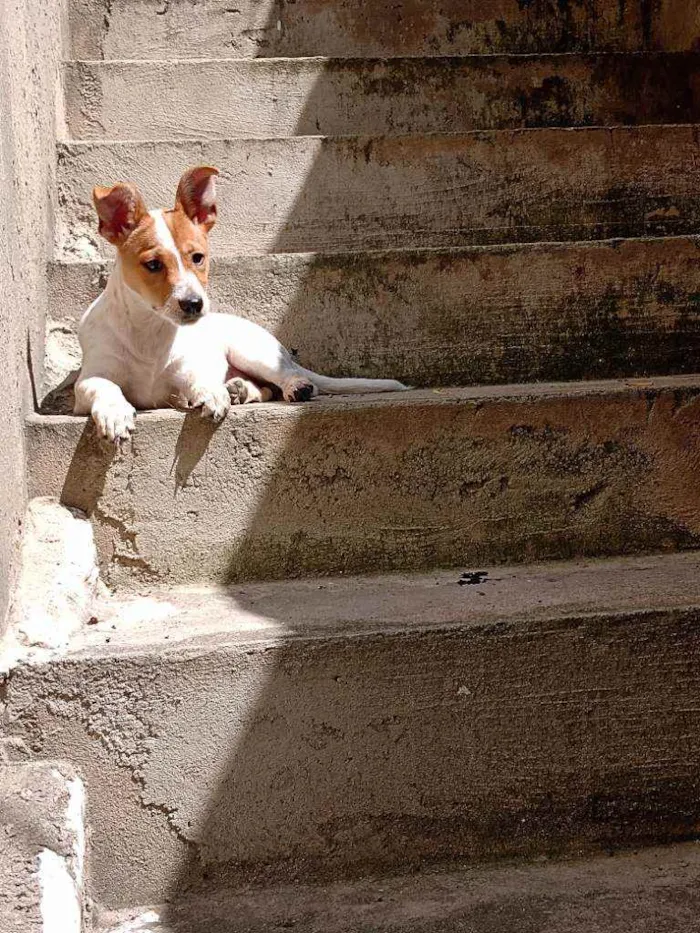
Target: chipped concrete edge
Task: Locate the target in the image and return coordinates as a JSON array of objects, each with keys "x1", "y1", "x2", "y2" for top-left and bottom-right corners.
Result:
[{"x1": 1, "y1": 497, "x2": 101, "y2": 672}]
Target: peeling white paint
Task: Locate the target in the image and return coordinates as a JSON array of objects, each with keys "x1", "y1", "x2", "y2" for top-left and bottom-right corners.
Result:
[
  {"x1": 65, "y1": 775, "x2": 86, "y2": 886},
  {"x1": 38, "y1": 848, "x2": 81, "y2": 933}
]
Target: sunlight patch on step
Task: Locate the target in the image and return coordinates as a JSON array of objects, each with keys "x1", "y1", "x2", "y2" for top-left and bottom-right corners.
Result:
[{"x1": 108, "y1": 911, "x2": 161, "y2": 933}]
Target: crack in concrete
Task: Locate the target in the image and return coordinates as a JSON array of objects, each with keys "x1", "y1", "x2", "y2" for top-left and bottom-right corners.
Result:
[
  {"x1": 91, "y1": 486, "x2": 159, "y2": 580},
  {"x1": 101, "y1": 0, "x2": 114, "y2": 49},
  {"x1": 4, "y1": 661, "x2": 193, "y2": 850}
]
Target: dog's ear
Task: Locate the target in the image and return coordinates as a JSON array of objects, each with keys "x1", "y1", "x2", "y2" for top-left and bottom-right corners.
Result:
[
  {"x1": 175, "y1": 165, "x2": 219, "y2": 231},
  {"x1": 92, "y1": 183, "x2": 148, "y2": 245}
]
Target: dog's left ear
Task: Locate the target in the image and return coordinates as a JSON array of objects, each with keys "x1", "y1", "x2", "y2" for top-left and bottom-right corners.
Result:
[{"x1": 175, "y1": 165, "x2": 219, "y2": 231}]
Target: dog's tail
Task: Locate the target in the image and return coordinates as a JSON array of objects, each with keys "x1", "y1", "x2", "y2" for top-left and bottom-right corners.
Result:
[{"x1": 298, "y1": 367, "x2": 410, "y2": 396}]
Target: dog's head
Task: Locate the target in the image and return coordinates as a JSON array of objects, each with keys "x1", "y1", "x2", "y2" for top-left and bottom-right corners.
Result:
[{"x1": 92, "y1": 166, "x2": 218, "y2": 325}]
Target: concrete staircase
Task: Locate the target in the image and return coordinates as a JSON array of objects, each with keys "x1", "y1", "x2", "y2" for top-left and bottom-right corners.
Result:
[{"x1": 6, "y1": 0, "x2": 700, "y2": 929}]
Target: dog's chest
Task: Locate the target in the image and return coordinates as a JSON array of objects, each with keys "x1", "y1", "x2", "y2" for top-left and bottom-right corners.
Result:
[{"x1": 150, "y1": 326, "x2": 229, "y2": 407}]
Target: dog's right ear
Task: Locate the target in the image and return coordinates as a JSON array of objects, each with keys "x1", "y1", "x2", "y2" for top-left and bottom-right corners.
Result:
[{"x1": 92, "y1": 183, "x2": 148, "y2": 245}]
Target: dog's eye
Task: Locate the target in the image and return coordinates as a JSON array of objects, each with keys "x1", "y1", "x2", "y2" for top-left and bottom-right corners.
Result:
[
  {"x1": 143, "y1": 259, "x2": 163, "y2": 273},
  {"x1": 191, "y1": 252, "x2": 205, "y2": 266}
]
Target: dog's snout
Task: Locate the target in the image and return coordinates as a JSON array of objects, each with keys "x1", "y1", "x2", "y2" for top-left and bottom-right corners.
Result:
[{"x1": 179, "y1": 297, "x2": 204, "y2": 318}]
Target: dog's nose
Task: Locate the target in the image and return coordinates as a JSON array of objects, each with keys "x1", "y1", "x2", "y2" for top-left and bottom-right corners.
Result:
[{"x1": 179, "y1": 297, "x2": 203, "y2": 318}]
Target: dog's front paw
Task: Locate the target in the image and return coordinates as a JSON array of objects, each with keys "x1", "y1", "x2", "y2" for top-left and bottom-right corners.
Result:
[
  {"x1": 92, "y1": 399, "x2": 136, "y2": 444},
  {"x1": 282, "y1": 376, "x2": 316, "y2": 404},
  {"x1": 186, "y1": 384, "x2": 231, "y2": 422}
]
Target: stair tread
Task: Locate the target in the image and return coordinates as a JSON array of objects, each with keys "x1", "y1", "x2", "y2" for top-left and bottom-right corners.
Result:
[
  {"x1": 45, "y1": 230, "x2": 700, "y2": 260},
  {"x1": 68, "y1": 51, "x2": 700, "y2": 64},
  {"x1": 30, "y1": 375, "x2": 700, "y2": 421},
  {"x1": 56, "y1": 551, "x2": 700, "y2": 660},
  {"x1": 97, "y1": 842, "x2": 700, "y2": 933},
  {"x1": 59, "y1": 122, "x2": 700, "y2": 144}
]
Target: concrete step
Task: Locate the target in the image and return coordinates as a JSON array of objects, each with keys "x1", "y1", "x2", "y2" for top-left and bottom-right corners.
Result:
[
  {"x1": 96, "y1": 843, "x2": 700, "y2": 932},
  {"x1": 64, "y1": 53, "x2": 700, "y2": 141},
  {"x1": 57, "y1": 126, "x2": 700, "y2": 259},
  {"x1": 25, "y1": 377, "x2": 700, "y2": 588},
  {"x1": 69, "y1": 0, "x2": 692, "y2": 61},
  {"x1": 46, "y1": 236, "x2": 700, "y2": 394},
  {"x1": 5, "y1": 553, "x2": 700, "y2": 909}
]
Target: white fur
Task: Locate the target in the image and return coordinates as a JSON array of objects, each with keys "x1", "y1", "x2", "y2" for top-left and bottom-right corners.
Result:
[{"x1": 75, "y1": 212, "x2": 408, "y2": 443}]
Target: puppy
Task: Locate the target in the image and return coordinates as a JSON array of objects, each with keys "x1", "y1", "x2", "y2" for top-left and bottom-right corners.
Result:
[{"x1": 75, "y1": 165, "x2": 408, "y2": 443}]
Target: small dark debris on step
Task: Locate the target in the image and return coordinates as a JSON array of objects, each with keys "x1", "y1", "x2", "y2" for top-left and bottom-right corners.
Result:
[{"x1": 459, "y1": 571, "x2": 489, "y2": 586}]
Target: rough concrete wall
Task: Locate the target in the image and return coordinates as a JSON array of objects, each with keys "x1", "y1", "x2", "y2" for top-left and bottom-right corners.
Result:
[{"x1": 0, "y1": 0, "x2": 68, "y2": 632}]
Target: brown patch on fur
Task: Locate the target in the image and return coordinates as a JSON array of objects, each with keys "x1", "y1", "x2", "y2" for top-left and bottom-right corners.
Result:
[
  {"x1": 164, "y1": 207, "x2": 211, "y2": 289},
  {"x1": 118, "y1": 215, "x2": 182, "y2": 309}
]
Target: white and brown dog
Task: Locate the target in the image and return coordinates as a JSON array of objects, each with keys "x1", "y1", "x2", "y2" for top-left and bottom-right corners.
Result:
[{"x1": 75, "y1": 165, "x2": 407, "y2": 443}]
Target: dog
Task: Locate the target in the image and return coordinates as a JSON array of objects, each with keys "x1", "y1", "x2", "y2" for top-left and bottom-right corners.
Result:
[{"x1": 74, "y1": 165, "x2": 408, "y2": 443}]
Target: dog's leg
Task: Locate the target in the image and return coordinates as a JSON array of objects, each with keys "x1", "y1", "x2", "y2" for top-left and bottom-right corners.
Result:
[
  {"x1": 221, "y1": 317, "x2": 317, "y2": 403},
  {"x1": 74, "y1": 375, "x2": 136, "y2": 444},
  {"x1": 220, "y1": 315, "x2": 407, "y2": 400}
]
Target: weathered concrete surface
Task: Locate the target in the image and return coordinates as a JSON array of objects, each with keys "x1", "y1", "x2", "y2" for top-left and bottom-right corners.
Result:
[
  {"x1": 23, "y1": 378, "x2": 700, "y2": 588},
  {"x1": 64, "y1": 53, "x2": 700, "y2": 141},
  {"x1": 98, "y1": 843, "x2": 700, "y2": 933},
  {"x1": 0, "y1": 0, "x2": 68, "y2": 632},
  {"x1": 0, "y1": 761, "x2": 85, "y2": 933},
  {"x1": 45, "y1": 236, "x2": 700, "y2": 393},
  {"x1": 68, "y1": 0, "x2": 679, "y2": 60},
  {"x1": 5, "y1": 553, "x2": 700, "y2": 908},
  {"x1": 56, "y1": 126, "x2": 700, "y2": 259}
]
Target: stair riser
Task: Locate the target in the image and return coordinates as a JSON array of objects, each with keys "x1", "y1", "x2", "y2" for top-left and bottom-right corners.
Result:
[
  {"x1": 65, "y1": 54, "x2": 700, "y2": 141},
  {"x1": 69, "y1": 0, "x2": 690, "y2": 60},
  {"x1": 7, "y1": 606, "x2": 700, "y2": 907},
  {"x1": 57, "y1": 127, "x2": 700, "y2": 258},
  {"x1": 26, "y1": 384, "x2": 700, "y2": 587},
  {"x1": 48, "y1": 237, "x2": 700, "y2": 392}
]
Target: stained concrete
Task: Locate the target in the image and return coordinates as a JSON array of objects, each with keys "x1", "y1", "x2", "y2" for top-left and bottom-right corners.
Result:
[
  {"x1": 64, "y1": 53, "x2": 700, "y2": 141},
  {"x1": 97, "y1": 843, "x2": 700, "y2": 933},
  {"x1": 23, "y1": 378, "x2": 700, "y2": 588},
  {"x1": 0, "y1": 0, "x2": 69, "y2": 631},
  {"x1": 55, "y1": 125, "x2": 700, "y2": 259},
  {"x1": 0, "y1": 761, "x2": 85, "y2": 933},
  {"x1": 5, "y1": 553, "x2": 700, "y2": 907},
  {"x1": 45, "y1": 236, "x2": 700, "y2": 394},
  {"x1": 68, "y1": 0, "x2": 673, "y2": 61}
]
